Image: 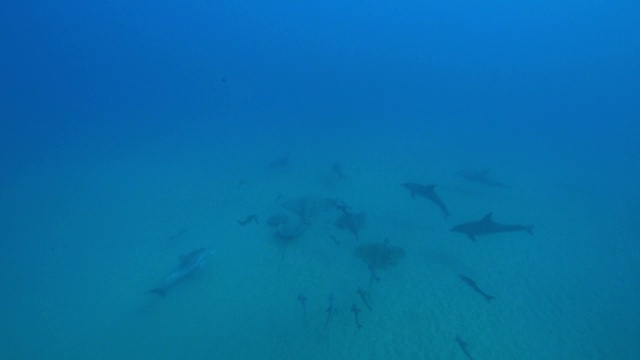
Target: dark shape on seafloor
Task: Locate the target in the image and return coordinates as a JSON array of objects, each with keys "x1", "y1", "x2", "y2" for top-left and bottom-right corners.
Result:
[
  {"x1": 266, "y1": 213, "x2": 291, "y2": 228},
  {"x1": 450, "y1": 212, "x2": 533, "y2": 241},
  {"x1": 354, "y1": 240, "x2": 405, "y2": 271},
  {"x1": 267, "y1": 155, "x2": 289, "y2": 169},
  {"x1": 401, "y1": 182, "x2": 450, "y2": 218},
  {"x1": 167, "y1": 227, "x2": 189, "y2": 242},
  {"x1": 281, "y1": 196, "x2": 336, "y2": 224},
  {"x1": 237, "y1": 214, "x2": 259, "y2": 226},
  {"x1": 357, "y1": 287, "x2": 372, "y2": 311},
  {"x1": 455, "y1": 335, "x2": 475, "y2": 360},
  {"x1": 297, "y1": 293, "x2": 307, "y2": 323},
  {"x1": 323, "y1": 294, "x2": 338, "y2": 336},
  {"x1": 331, "y1": 162, "x2": 348, "y2": 179},
  {"x1": 456, "y1": 169, "x2": 511, "y2": 189},
  {"x1": 351, "y1": 304, "x2": 363, "y2": 329},
  {"x1": 335, "y1": 212, "x2": 366, "y2": 241}
]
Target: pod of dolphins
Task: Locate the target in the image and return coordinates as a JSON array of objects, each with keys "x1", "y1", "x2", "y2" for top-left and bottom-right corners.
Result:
[{"x1": 145, "y1": 160, "x2": 533, "y2": 359}]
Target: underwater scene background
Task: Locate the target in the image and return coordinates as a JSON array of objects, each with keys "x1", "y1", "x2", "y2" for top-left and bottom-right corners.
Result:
[{"x1": 1, "y1": 0, "x2": 639, "y2": 359}]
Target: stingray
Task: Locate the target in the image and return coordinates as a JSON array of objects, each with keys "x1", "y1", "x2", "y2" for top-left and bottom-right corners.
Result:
[
  {"x1": 335, "y1": 212, "x2": 366, "y2": 241},
  {"x1": 354, "y1": 240, "x2": 405, "y2": 293},
  {"x1": 281, "y1": 196, "x2": 336, "y2": 224},
  {"x1": 267, "y1": 213, "x2": 307, "y2": 271},
  {"x1": 354, "y1": 240, "x2": 405, "y2": 270},
  {"x1": 273, "y1": 222, "x2": 306, "y2": 243}
]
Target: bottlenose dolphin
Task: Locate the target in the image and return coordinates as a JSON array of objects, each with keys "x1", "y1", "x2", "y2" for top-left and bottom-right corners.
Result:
[
  {"x1": 147, "y1": 247, "x2": 214, "y2": 296},
  {"x1": 450, "y1": 213, "x2": 532, "y2": 241},
  {"x1": 402, "y1": 183, "x2": 450, "y2": 218},
  {"x1": 459, "y1": 274, "x2": 495, "y2": 302},
  {"x1": 456, "y1": 170, "x2": 511, "y2": 189}
]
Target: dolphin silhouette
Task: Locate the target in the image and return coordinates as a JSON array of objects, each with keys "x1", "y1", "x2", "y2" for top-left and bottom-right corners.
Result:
[
  {"x1": 147, "y1": 247, "x2": 214, "y2": 296},
  {"x1": 450, "y1": 213, "x2": 532, "y2": 241},
  {"x1": 402, "y1": 183, "x2": 450, "y2": 218},
  {"x1": 459, "y1": 274, "x2": 495, "y2": 302}
]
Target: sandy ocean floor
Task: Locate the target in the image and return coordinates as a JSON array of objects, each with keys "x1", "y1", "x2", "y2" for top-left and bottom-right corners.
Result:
[{"x1": 2, "y1": 125, "x2": 639, "y2": 360}]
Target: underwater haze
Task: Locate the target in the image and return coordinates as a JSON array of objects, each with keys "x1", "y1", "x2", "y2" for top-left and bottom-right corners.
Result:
[{"x1": 2, "y1": 0, "x2": 639, "y2": 359}]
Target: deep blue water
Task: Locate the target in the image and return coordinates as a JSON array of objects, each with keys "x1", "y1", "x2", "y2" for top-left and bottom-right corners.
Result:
[{"x1": 1, "y1": 1, "x2": 639, "y2": 359}]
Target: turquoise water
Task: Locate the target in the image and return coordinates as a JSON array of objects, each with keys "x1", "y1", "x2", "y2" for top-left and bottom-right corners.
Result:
[{"x1": 2, "y1": 1, "x2": 639, "y2": 359}]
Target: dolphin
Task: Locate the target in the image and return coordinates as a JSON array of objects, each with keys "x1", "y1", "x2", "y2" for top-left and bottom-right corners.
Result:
[
  {"x1": 147, "y1": 247, "x2": 214, "y2": 296},
  {"x1": 456, "y1": 170, "x2": 511, "y2": 189},
  {"x1": 401, "y1": 183, "x2": 450, "y2": 218},
  {"x1": 459, "y1": 274, "x2": 495, "y2": 302},
  {"x1": 450, "y1": 213, "x2": 532, "y2": 241}
]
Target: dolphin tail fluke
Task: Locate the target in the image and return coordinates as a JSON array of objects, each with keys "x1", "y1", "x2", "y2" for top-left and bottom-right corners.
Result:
[
  {"x1": 147, "y1": 288, "x2": 166, "y2": 297},
  {"x1": 486, "y1": 295, "x2": 496, "y2": 302},
  {"x1": 525, "y1": 226, "x2": 534, "y2": 235}
]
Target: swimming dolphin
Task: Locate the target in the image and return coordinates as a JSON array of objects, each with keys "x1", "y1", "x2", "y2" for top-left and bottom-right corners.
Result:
[
  {"x1": 456, "y1": 170, "x2": 511, "y2": 189},
  {"x1": 401, "y1": 183, "x2": 450, "y2": 218},
  {"x1": 459, "y1": 274, "x2": 495, "y2": 302},
  {"x1": 147, "y1": 247, "x2": 214, "y2": 296},
  {"x1": 450, "y1": 213, "x2": 532, "y2": 241}
]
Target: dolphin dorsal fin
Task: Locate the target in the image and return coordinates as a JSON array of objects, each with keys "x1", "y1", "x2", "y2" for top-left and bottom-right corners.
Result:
[{"x1": 480, "y1": 212, "x2": 493, "y2": 222}]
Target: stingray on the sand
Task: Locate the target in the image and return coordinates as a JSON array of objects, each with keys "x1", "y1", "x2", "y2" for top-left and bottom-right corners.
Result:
[
  {"x1": 266, "y1": 213, "x2": 306, "y2": 242},
  {"x1": 266, "y1": 212, "x2": 307, "y2": 270},
  {"x1": 335, "y1": 212, "x2": 366, "y2": 241},
  {"x1": 281, "y1": 196, "x2": 337, "y2": 224},
  {"x1": 354, "y1": 240, "x2": 405, "y2": 294},
  {"x1": 354, "y1": 240, "x2": 405, "y2": 271}
]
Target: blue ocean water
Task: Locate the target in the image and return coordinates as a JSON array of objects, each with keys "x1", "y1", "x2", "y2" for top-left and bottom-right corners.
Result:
[{"x1": 1, "y1": 0, "x2": 639, "y2": 358}]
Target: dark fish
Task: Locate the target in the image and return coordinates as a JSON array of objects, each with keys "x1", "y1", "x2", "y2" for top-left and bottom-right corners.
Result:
[
  {"x1": 456, "y1": 170, "x2": 511, "y2": 189},
  {"x1": 450, "y1": 212, "x2": 533, "y2": 241},
  {"x1": 297, "y1": 293, "x2": 308, "y2": 323},
  {"x1": 167, "y1": 227, "x2": 189, "y2": 241},
  {"x1": 402, "y1": 183, "x2": 450, "y2": 218},
  {"x1": 147, "y1": 247, "x2": 214, "y2": 297},
  {"x1": 459, "y1": 274, "x2": 495, "y2": 302},
  {"x1": 456, "y1": 335, "x2": 475, "y2": 360},
  {"x1": 357, "y1": 287, "x2": 372, "y2": 311},
  {"x1": 237, "y1": 214, "x2": 259, "y2": 226},
  {"x1": 331, "y1": 162, "x2": 348, "y2": 179},
  {"x1": 323, "y1": 294, "x2": 338, "y2": 334},
  {"x1": 351, "y1": 304, "x2": 363, "y2": 329},
  {"x1": 268, "y1": 155, "x2": 289, "y2": 169}
]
